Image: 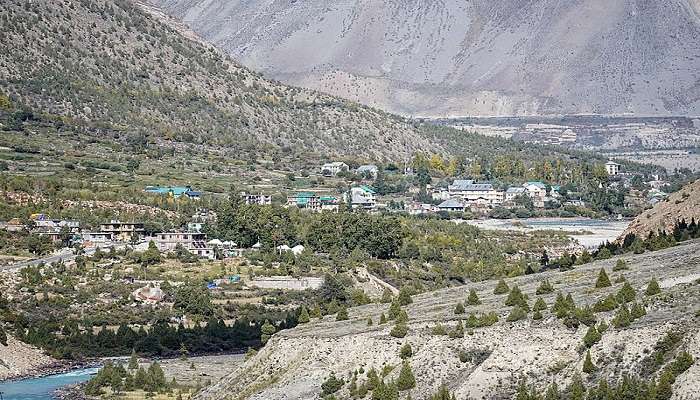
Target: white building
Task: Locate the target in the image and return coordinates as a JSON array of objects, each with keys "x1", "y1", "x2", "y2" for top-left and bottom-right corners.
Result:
[
  {"x1": 505, "y1": 187, "x2": 527, "y2": 202},
  {"x1": 356, "y1": 164, "x2": 379, "y2": 178},
  {"x1": 154, "y1": 231, "x2": 214, "y2": 259},
  {"x1": 348, "y1": 186, "x2": 377, "y2": 210},
  {"x1": 320, "y1": 162, "x2": 349, "y2": 177},
  {"x1": 447, "y1": 180, "x2": 503, "y2": 205},
  {"x1": 605, "y1": 161, "x2": 621, "y2": 176}
]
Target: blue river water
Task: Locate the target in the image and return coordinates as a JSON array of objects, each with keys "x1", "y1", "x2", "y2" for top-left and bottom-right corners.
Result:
[{"x1": 0, "y1": 368, "x2": 98, "y2": 400}]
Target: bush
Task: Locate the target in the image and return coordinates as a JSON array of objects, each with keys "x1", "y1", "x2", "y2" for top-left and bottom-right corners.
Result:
[
  {"x1": 493, "y1": 279, "x2": 509, "y2": 295},
  {"x1": 533, "y1": 297, "x2": 547, "y2": 312},
  {"x1": 399, "y1": 343, "x2": 413, "y2": 359},
  {"x1": 466, "y1": 289, "x2": 481, "y2": 305},
  {"x1": 645, "y1": 278, "x2": 661, "y2": 296},
  {"x1": 448, "y1": 321, "x2": 464, "y2": 339},
  {"x1": 592, "y1": 294, "x2": 618, "y2": 313},
  {"x1": 298, "y1": 306, "x2": 310, "y2": 323},
  {"x1": 532, "y1": 310, "x2": 543, "y2": 320},
  {"x1": 321, "y1": 373, "x2": 344, "y2": 395},
  {"x1": 612, "y1": 304, "x2": 632, "y2": 328},
  {"x1": 397, "y1": 287, "x2": 413, "y2": 306},
  {"x1": 506, "y1": 306, "x2": 527, "y2": 322},
  {"x1": 630, "y1": 302, "x2": 646, "y2": 320},
  {"x1": 431, "y1": 324, "x2": 447, "y2": 335},
  {"x1": 336, "y1": 307, "x2": 349, "y2": 321},
  {"x1": 454, "y1": 302, "x2": 465, "y2": 315},
  {"x1": 390, "y1": 323, "x2": 408, "y2": 338},
  {"x1": 505, "y1": 285, "x2": 529, "y2": 311}
]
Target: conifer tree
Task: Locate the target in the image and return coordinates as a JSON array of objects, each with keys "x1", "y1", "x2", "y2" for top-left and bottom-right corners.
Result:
[
  {"x1": 454, "y1": 302, "x2": 465, "y2": 314},
  {"x1": 366, "y1": 368, "x2": 380, "y2": 390},
  {"x1": 336, "y1": 307, "x2": 349, "y2": 321},
  {"x1": 448, "y1": 321, "x2": 464, "y2": 339},
  {"x1": 310, "y1": 304, "x2": 322, "y2": 319},
  {"x1": 379, "y1": 313, "x2": 387, "y2": 324},
  {"x1": 380, "y1": 289, "x2": 393, "y2": 303},
  {"x1": 567, "y1": 373, "x2": 586, "y2": 400},
  {"x1": 533, "y1": 297, "x2": 547, "y2": 312},
  {"x1": 645, "y1": 278, "x2": 661, "y2": 296},
  {"x1": 583, "y1": 325, "x2": 602, "y2": 348},
  {"x1": 613, "y1": 304, "x2": 632, "y2": 328},
  {"x1": 613, "y1": 259, "x2": 629, "y2": 271},
  {"x1": 467, "y1": 289, "x2": 481, "y2": 305},
  {"x1": 507, "y1": 306, "x2": 527, "y2": 322},
  {"x1": 493, "y1": 279, "x2": 509, "y2": 295},
  {"x1": 390, "y1": 322, "x2": 408, "y2": 338},
  {"x1": 595, "y1": 268, "x2": 612, "y2": 288},
  {"x1": 536, "y1": 279, "x2": 554, "y2": 295},
  {"x1": 396, "y1": 361, "x2": 416, "y2": 391},
  {"x1": 260, "y1": 320, "x2": 276, "y2": 344},
  {"x1": 582, "y1": 350, "x2": 596, "y2": 373},
  {"x1": 388, "y1": 300, "x2": 402, "y2": 320},
  {"x1": 616, "y1": 282, "x2": 637, "y2": 303},
  {"x1": 367, "y1": 317, "x2": 374, "y2": 326},
  {"x1": 397, "y1": 287, "x2": 413, "y2": 306},
  {"x1": 399, "y1": 343, "x2": 413, "y2": 359},
  {"x1": 630, "y1": 302, "x2": 646, "y2": 320},
  {"x1": 298, "y1": 306, "x2": 310, "y2": 323},
  {"x1": 128, "y1": 349, "x2": 139, "y2": 370},
  {"x1": 544, "y1": 382, "x2": 561, "y2": 400},
  {"x1": 532, "y1": 309, "x2": 543, "y2": 320}
]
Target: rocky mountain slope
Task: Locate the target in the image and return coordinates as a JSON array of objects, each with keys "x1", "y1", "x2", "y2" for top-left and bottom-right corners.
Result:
[
  {"x1": 196, "y1": 241, "x2": 700, "y2": 399},
  {"x1": 0, "y1": 336, "x2": 56, "y2": 381},
  {"x1": 620, "y1": 179, "x2": 700, "y2": 241},
  {"x1": 0, "y1": 0, "x2": 445, "y2": 161},
  {"x1": 149, "y1": 0, "x2": 700, "y2": 117}
]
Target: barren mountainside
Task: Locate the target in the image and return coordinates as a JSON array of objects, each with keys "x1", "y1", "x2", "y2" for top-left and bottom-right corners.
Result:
[
  {"x1": 151, "y1": 0, "x2": 700, "y2": 117},
  {"x1": 620, "y1": 179, "x2": 700, "y2": 241},
  {"x1": 195, "y1": 241, "x2": 700, "y2": 400}
]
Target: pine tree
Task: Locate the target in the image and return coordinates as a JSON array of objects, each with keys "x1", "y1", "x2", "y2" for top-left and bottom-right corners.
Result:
[
  {"x1": 298, "y1": 306, "x2": 310, "y2": 323},
  {"x1": 507, "y1": 306, "x2": 527, "y2": 322},
  {"x1": 613, "y1": 304, "x2": 632, "y2": 328},
  {"x1": 616, "y1": 282, "x2": 637, "y2": 303},
  {"x1": 260, "y1": 320, "x2": 276, "y2": 344},
  {"x1": 583, "y1": 325, "x2": 602, "y2": 348},
  {"x1": 532, "y1": 309, "x2": 543, "y2": 320},
  {"x1": 544, "y1": 382, "x2": 561, "y2": 400},
  {"x1": 380, "y1": 289, "x2": 393, "y2": 303},
  {"x1": 399, "y1": 343, "x2": 413, "y2": 359},
  {"x1": 536, "y1": 279, "x2": 554, "y2": 295},
  {"x1": 128, "y1": 349, "x2": 139, "y2": 370},
  {"x1": 516, "y1": 380, "x2": 530, "y2": 400},
  {"x1": 336, "y1": 307, "x2": 349, "y2": 321},
  {"x1": 321, "y1": 373, "x2": 344, "y2": 395},
  {"x1": 582, "y1": 350, "x2": 596, "y2": 373},
  {"x1": 630, "y1": 302, "x2": 646, "y2": 320},
  {"x1": 367, "y1": 317, "x2": 374, "y2": 326},
  {"x1": 390, "y1": 322, "x2": 408, "y2": 338},
  {"x1": 645, "y1": 278, "x2": 661, "y2": 296},
  {"x1": 493, "y1": 279, "x2": 509, "y2": 295},
  {"x1": 613, "y1": 259, "x2": 629, "y2": 271},
  {"x1": 467, "y1": 289, "x2": 481, "y2": 305},
  {"x1": 396, "y1": 361, "x2": 416, "y2": 391},
  {"x1": 505, "y1": 285, "x2": 530, "y2": 311},
  {"x1": 397, "y1": 287, "x2": 413, "y2": 306},
  {"x1": 310, "y1": 304, "x2": 322, "y2": 319},
  {"x1": 533, "y1": 297, "x2": 547, "y2": 312},
  {"x1": 379, "y1": 313, "x2": 387, "y2": 324},
  {"x1": 595, "y1": 268, "x2": 612, "y2": 288},
  {"x1": 448, "y1": 321, "x2": 464, "y2": 339},
  {"x1": 567, "y1": 373, "x2": 586, "y2": 400},
  {"x1": 388, "y1": 300, "x2": 402, "y2": 320},
  {"x1": 454, "y1": 302, "x2": 465, "y2": 314}
]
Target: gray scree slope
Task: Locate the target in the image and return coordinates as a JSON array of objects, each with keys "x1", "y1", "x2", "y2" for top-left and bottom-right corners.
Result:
[{"x1": 150, "y1": 0, "x2": 700, "y2": 117}]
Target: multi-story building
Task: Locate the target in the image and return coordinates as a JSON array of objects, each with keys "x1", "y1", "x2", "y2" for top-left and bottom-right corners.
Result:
[
  {"x1": 448, "y1": 180, "x2": 503, "y2": 206},
  {"x1": 605, "y1": 161, "x2": 621, "y2": 176},
  {"x1": 100, "y1": 221, "x2": 145, "y2": 242},
  {"x1": 154, "y1": 231, "x2": 214, "y2": 259},
  {"x1": 287, "y1": 192, "x2": 339, "y2": 212},
  {"x1": 348, "y1": 186, "x2": 377, "y2": 210},
  {"x1": 241, "y1": 192, "x2": 272, "y2": 205}
]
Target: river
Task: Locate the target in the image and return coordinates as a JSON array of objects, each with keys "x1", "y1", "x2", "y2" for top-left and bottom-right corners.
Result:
[
  {"x1": 461, "y1": 217, "x2": 630, "y2": 248},
  {"x1": 0, "y1": 368, "x2": 98, "y2": 400}
]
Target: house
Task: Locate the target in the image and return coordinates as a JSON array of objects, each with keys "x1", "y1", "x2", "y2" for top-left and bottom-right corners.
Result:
[
  {"x1": 406, "y1": 202, "x2": 434, "y2": 215},
  {"x1": 564, "y1": 199, "x2": 586, "y2": 207},
  {"x1": 437, "y1": 198, "x2": 466, "y2": 212},
  {"x1": 605, "y1": 161, "x2": 621, "y2": 176},
  {"x1": 431, "y1": 189, "x2": 451, "y2": 201},
  {"x1": 276, "y1": 244, "x2": 305, "y2": 256},
  {"x1": 154, "y1": 231, "x2": 215, "y2": 259},
  {"x1": 320, "y1": 162, "x2": 349, "y2": 177},
  {"x1": 448, "y1": 180, "x2": 503, "y2": 205},
  {"x1": 145, "y1": 186, "x2": 201, "y2": 200},
  {"x1": 356, "y1": 164, "x2": 379, "y2": 178},
  {"x1": 348, "y1": 186, "x2": 377, "y2": 210},
  {"x1": 505, "y1": 187, "x2": 527, "y2": 202},
  {"x1": 79, "y1": 232, "x2": 113, "y2": 246},
  {"x1": 2, "y1": 218, "x2": 26, "y2": 232},
  {"x1": 241, "y1": 192, "x2": 272, "y2": 205},
  {"x1": 287, "y1": 192, "x2": 339, "y2": 212},
  {"x1": 100, "y1": 221, "x2": 144, "y2": 242}
]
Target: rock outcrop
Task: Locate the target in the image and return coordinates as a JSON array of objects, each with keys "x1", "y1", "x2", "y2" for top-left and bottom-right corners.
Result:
[{"x1": 196, "y1": 240, "x2": 700, "y2": 399}]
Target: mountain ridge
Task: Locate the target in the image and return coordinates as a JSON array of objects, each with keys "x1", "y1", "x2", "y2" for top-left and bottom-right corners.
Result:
[{"x1": 150, "y1": 0, "x2": 700, "y2": 118}]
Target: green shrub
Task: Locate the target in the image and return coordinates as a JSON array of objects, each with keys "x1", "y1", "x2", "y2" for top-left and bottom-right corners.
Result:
[
  {"x1": 466, "y1": 289, "x2": 481, "y2": 305},
  {"x1": 298, "y1": 306, "x2": 310, "y2": 323},
  {"x1": 630, "y1": 302, "x2": 646, "y2": 320},
  {"x1": 582, "y1": 350, "x2": 596, "y2": 373},
  {"x1": 592, "y1": 294, "x2": 618, "y2": 313},
  {"x1": 448, "y1": 321, "x2": 464, "y2": 339},
  {"x1": 533, "y1": 297, "x2": 547, "y2": 312},
  {"x1": 613, "y1": 259, "x2": 629, "y2": 271},
  {"x1": 454, "y1": 302, "x2": 465, "y2": 315},
  {"x1": 493, "y1": 279, "x2": 509, "y2": 295},
  {"x1": 506, "y1": 306, "x2": 527, "y2": 322},
  {"x1": 645, "y1": 278, "x2": 661, "y2": 296},
  {"x1": 536, "y1": 279, "x2": 554, "y2": 295},
  {"x1": 336, "y1": 307, "x2": 349, "y2": 321},
  {"x1": 396, "y1": 361, "x2": 416, "y2": 391},
  {"x1": 390, "y1": 323, "x2": 408, "y2": 338},
  {"x1": 431, "y1": 324, "x2": 447, "y2": 335},
  {"x1": 397, "y1": 287, "x2": 413, "y2": 306},
  {"x1": 583, "y1": 326, "x2": 602, "y2": 348},
  {"x1": 321, "y1": 373, "x2": 344, "y2": 395},
  {"x1": 616, "y1": 282, "x2": 637, "y2": 303},
  {"x1": 399, "y1": 343, "x2": 413, "y2": 359},
  {"x1": 613, "y1": 304, "x2": 632, "y2": 328}
]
